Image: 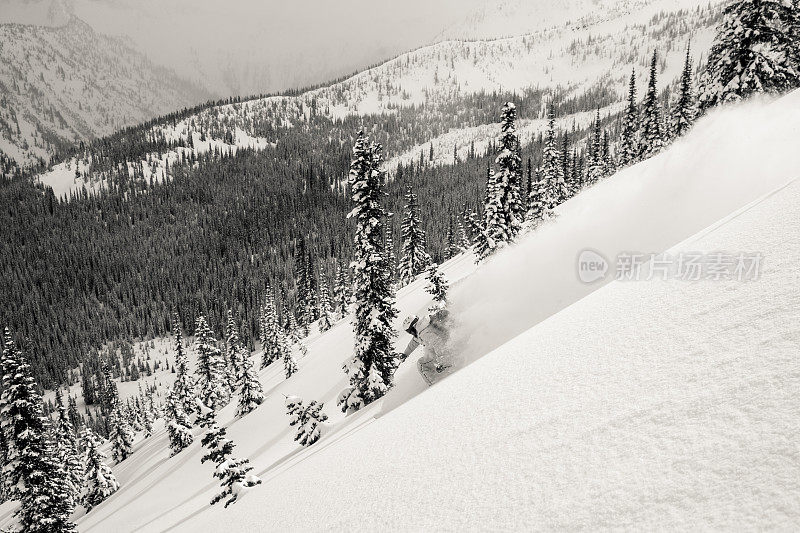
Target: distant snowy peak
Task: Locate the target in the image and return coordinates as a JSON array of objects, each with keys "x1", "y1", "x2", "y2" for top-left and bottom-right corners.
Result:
[{"x1": 0, "y1": 16, "x2": 209, "y2": 167}]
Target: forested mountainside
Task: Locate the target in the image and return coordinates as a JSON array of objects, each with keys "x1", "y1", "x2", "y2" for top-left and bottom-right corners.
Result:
[
  {"x1": 40, "y1": 4, "x2": 721, "y2": 194},
  {"x1": 0, "y1": 17, "x2": 209, "y2": 169},
  {"x1": 0, "y1": 0, "x2": 799, "y2": 529},
  {"x1": 0, "y1": 3, "x2": 727, "y2": 389}
]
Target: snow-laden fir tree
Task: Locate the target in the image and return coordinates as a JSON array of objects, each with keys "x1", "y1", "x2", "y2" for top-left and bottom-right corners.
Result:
[
  {"x1": 444, "y1": 217, "x2": 459, "y2": 259},
  {"x1": 493, "y1": 102, "x2": 524, "y2": 234},
  {"x1": 526, "y1": 167, "x2": 548, "y2": 224},
  {"x1": 475, "y1": 168, "x2": 501, "y2": 260},
  {"x1": 82, "y1": 427, "x2": 119, "y2": 512},
  {"x1": 67, "y1": 395, "x2": 81, "y2": 430},
  {"x1": 125, "y1": 399, "x2": 143, "y2": 433},
  {"x1": 259, "y1": 291, "x2": 278, "y2": 368},
  {"x1": 457, "y1": 207, "x2": 471, "y2": 250},
  {"x1": 398, "y1": 184, "x2": 431, "y2": 285},
  {"x1": 332, "y1": 259, "x2": 351, "y2": 317},
  {"x1": 283, "y1": 335, "x2": 298, "y2": 379},
  {"x1": 236, "y1": 353, "x2": 264, "y2": 417},
  {"x1": 139, "y1": 388, "x2": 154, "y2": 438},
  {"x1": 601, "y1": 130, "x2": 616, "y2": 178},
  {"x1": 172, "y1": 313, "x2": 196, "y2": 418},
  {"x1": 194, "y1": 315, "x2": 226, "y2": 421},
  {"x1": 55, "y1": 389, "x2": 83, "y2": 503},
  {"x1": 425, "y1": 264, "x2": 448, "y2": 310},
  {"x1": 285, "y1": 396, "x2": 329, "y2": 447},
  {"x1": 619, "y1": 68, "x2": 639, "y2": 167},
  {"x1": 541, "y1": 106, "x2": 565, "y2": 208},
  {"x1": 640, "y1": 51, "x2": 665, "y2": 159},
  {"x1": 385, "y1": 217, "x2": 396, "y2": 284},
  {"x1": 108, "y1": 402, "x2": 133, "y2": 463},
  {"x1": 1, "y1": 330, "x2": 40, "y2": 501},
  {"x1": 39, "y1": 428, "x2": 77, "y2": 533},
  {"x1": 699, "y1": 0, "x2": 800, "y2": 110},
  {"x1": 586, "y1": 110, "x2": 604, "y2": 185},
  {"x1": 339, "y1": 131, "x2": 399, "y2": 412},
  {"x1": 671, "y1": 43, "x2": 697, "y2": 138},
  {"x1": 1, "y1": 336, "x2": 76, "y2": 530},
  {"x1": 197, "y1": 400, "x2": 261, "y2": 507},
  {"x1": 224, "y1": 309, "x2": 244, "y2": 389},
  {"x1": 560, "y1": 134, "x2": 574, "y2": 198},
  {"x1": 0, "y1": 328, "x2": 17, "y2": 499},
  {"x1": 260, "y1": 290, "x2": 295, "y2": 373},
  {"x1": 317, "y1": 273, "x2": 334, "y2": 332},
  {"x1": 165, "y1": 388, "x2": 193, "y2": 455}
]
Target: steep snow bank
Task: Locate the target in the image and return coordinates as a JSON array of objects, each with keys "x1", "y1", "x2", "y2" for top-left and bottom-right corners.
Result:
[
  {"x1": 78, "y1": 91, "x2": 800, "y2": 531},
  {"x1": 195, "y1": 175, "x2": 800, "y2": 531}
]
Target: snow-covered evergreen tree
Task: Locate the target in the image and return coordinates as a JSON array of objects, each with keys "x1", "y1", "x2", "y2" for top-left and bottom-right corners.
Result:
[
  {"x1": 640, "y1": 50, "x2": 665, "y2": 159},
  {"x1": 339, "y1": 131, "x2": 399, "y2": 412},
  {"x1": 283, "y1": 336, "x2": 298, "y2": 379},
  {"x1": 140, "y1": 389, "x2": 154, "y2": 438},
  {"x1": 671, "y1": 43, "x2": 697, "y2": 138},
  {"x1": 398, "y1": 184, "x2": 431, "y2": 285},
  {"x1": 285, "y1": 396, "x2": 329, "y2": 447},
  {"x1": 1, "y1": 338, "x2": 76, "y2": 530},
  {"x1": 492, "y1": 102, "x2": 524, "y2": 236},
  {"x1": 82, "y1": 427, "x2": 119, "y2": 512},
  {"x1": 1, "y1": 332, "x2": 43, "y2": 501},
  {"x1": 172, "y1": 313, "x2": 196, "y2": 418},
  {"x1": 27, "y1": 427, "x2": 76, "y2": 532},
  {"x1": 259, "y1": 292, "x2": 279, "y2": 368},
  {"x1": 236, "y1": 354, "x2": 264, "y2": 417},
  {"x1": 224, "y1": 309, "x2": 244, "y2": 389},
  {"x1": 333, "y1": 259, "x2": 351, "y2": 317},
  {"x1": 385, "y1": 218, "x2": 397, "y2": 284},
  {"x1": 586, "y1": 110, "x2": 604, "y2": 185},
  {"x1": 541, "y1": 106, "x2": 564, "y2": 208},
  {"x1": 108, "y1": 402, "x2": 133, "y2": 463},
  {"x1": 601, "y1": 130, "x2": 616, "y2": 178},
  {"x1": 198, "y1": 401, "x2": 261, "y2": 507},
  {"x1": 425, "y1": 264, "x2": 448, "y2": 309},
  {"x1": 619, "y1": 68, "x2": 640, "y2": 167},
  {"x1": 456, "y1": 208, "x2": 471, "y2": 250},
  {"x1": 560, "y1": 135, "x2": 575, "y2": 198},
  {"x1": 317, "y1": 273, "x2": 334, "y2": 332},
  {"x1": 194, "y1": 315, "x2": 226, "y2": 419},
  {"x1": 0, "y1": 328, "x2": 18, "y2": 499},
  {"x1": 55, "y1": 389, "x2": 83, "y2": 503},
  {"x1": 476, "y1": 168, "x2": 501, "y2": 260},
  {"x1": 526, "y1": 167, "x2": 547, "y2": 224},
  {"x1": 165, "y1": 388, "x2": 193, "y2": 455},
  {"x1": 699, "y1": 0, "x2": 800, "y2": 110}
]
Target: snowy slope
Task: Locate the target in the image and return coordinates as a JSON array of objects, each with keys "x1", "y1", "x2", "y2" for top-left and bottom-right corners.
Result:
[
  {"x1": 70, "y1": 91, "x2": 800, "y2": 531},
  {"x1": 193, "y1": 174, "x2": 800, "y2": 532}
]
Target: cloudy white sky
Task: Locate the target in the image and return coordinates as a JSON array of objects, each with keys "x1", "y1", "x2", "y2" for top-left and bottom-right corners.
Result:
[{"x1": 0, "y1": 0, "x2": 609, "y2": 96}]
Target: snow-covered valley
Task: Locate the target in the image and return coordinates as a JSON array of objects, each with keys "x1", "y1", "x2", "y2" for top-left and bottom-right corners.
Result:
[{"x1": 25, "y1": 89, "x2": 798, "y2": 531}]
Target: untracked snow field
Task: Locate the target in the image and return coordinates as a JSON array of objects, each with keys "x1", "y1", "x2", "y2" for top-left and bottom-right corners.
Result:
[{"x1": 59, "y1": 91, "x2": 800, "y2": 530}]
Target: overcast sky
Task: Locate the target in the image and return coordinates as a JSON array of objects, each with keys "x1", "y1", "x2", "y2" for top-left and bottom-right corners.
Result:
[{"x1": 1, "y1": 0, "x2": 498, "y2": 95}]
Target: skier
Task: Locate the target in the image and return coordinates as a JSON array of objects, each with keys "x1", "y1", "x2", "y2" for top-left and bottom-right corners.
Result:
[{"x1": 402, "y1": 308, "x2": 454, "y2": 386}]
